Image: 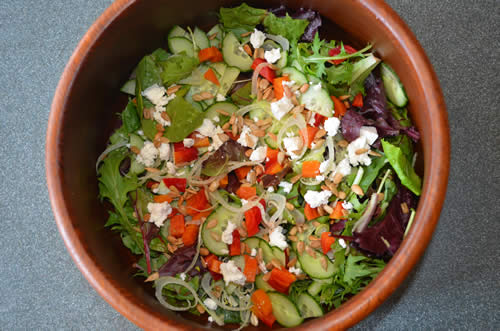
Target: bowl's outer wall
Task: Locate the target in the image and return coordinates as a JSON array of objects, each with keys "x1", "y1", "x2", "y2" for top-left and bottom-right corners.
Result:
[{"x1": 46, "y1": 0, "x2": 449, "y2": 330}]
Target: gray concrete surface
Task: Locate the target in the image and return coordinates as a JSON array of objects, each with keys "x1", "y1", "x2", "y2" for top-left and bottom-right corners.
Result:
[{"x1": 0, "y1": 0, "x2": 498, "y2": 329}]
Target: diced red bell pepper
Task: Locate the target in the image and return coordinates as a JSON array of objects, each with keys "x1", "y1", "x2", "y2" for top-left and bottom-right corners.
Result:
[
  {"x1": 185, "y1": 188, "x2": 210, "y2": 216},
  {"x1": 205, "y1": 254, "x2": 222, "y2": 274},
  {"x1": 313, "y1": 113, "x2": 327, "y2": 127},
  {"x1": 251, "y1": 289, "x2": 275, "y2": 327},
  {"x1": 229, "y1": 230, "x2": 241, "y2": 256},
  {"x1": 169, "y1": 214, "x2": 185, "y2": 238},
  {"x1": 198, "y1": 47, "x2": 223, "y2": 63},
  {"x1": 235, "y1": 166, "x2": 252, "y2": 180},
  {"x1": 245, "y1": 206, "x2": 262, "y2": 237},
  {"x1": 329, "y1": 200, "x2": 346, "y2": 219},
  {"x1": 236, "y1": 186, "x2": 257, "y2": 200},
  {"x1": 243, "y1": 255, "x2": 259, "y2": 282},
  {"x1": 321, "y1": 231, "x2": 336, "y2": 254},
  {"x1": 204, "y1": 68, "x2": 220, "y2": 86},
  {"x1": 304, "y1": 203, "x2": 320, "y2": 221},
  {"x1": 331, "y1": 95, "x2": 347, "y2": 118},
  {"x1": 173, "y1": 142, "x2": 198, "y2": 164},
  {"x1": 146, "y1": 180, "x2": 158, "y2": 189},
  {"x1": 182, "y1": 224, "x2": 199, "y2": 247},
  {"x1": 301, "y1": 160, "x2": 321, "y2": 178},
  {"x1": 352, "y1": 92, "x2": 363, "y2": 108},
  {"x1": 267, "y1": 267, "x2": 296, "y2": 294},
  {"x1": 299, "y1": 125, "x2": 319, "y2": 148},
  {"x1": 251, "y1": 58, "x2": 276, "y2": 82},
  {"x1": 328, "y1": 45, "x2": 358, "y2": 65},
  {"x1": 162, "y1": 178, "x2": 187, "y2": 192},
  {"x1": 264, "y1": 148, "x2": 283, "y2": 175}
]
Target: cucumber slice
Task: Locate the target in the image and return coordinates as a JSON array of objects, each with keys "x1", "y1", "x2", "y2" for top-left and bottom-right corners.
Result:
[
  {"x1": 381, "y1": 62, "x2": 408, "y2": 107},
  {"x1": 201, "y1": 206, "x2": 238, "y2": 256},
  {"x1": 268, "y1": 292, "x2": 304, "y2": 327},
  {"x1": 129, "y1": 159, "x2": 144, "y2": 174},
  {"x1": 281, "y1": 67, "x2": 308, "y2": 85},
  {"x1": 243, "y1": 237, "x2": 261, "y2": 250},
  {"x1": 218, "y1": 66, "x2": 240, "y2": 96},
  {"x1": 307, "y1": 278, "x2": 332, "y2": 296},
  {"x1": 299, "y1": 85, "x2": 334, "y2": 117},
  {"x1": 255, "y1": 274, "x2": 274, "y2": 292},
  {"x1": 120, "y1": 79, "x2": 136, "y2": 95},
  {"x1": 129, "y1": 133, "x2": 144, "y2": 149},
  {"x1": 296, "y1": 293, "x2": 324, "y2": 318},
  {"x1": 350, "y1": 54, "x2": 381, "y2": 85},
  {"x1": 231, "y1": 255, "x2": 246, "y2": 270},
  {"x1": 222, "y1": 32, "x2": 253, "y2": 72},
  {"x1": 259, "y1": 240, "x2": 275, "y2": 264},
  {"x1": 272, "y1": 247, "x2": 286, "y2": 266},
  {"x1": 297, "y1": 248, "x2": 336, "y2": 279},
  {"x1": 193, "y1": 27, "x2": 210, "y2": 50},
  {"x1": 276, "y1": 50, "x2": 288, "y2": 69},
  {"x1": 168, "y1": 25, "x2": 190, "y2": 39},
  {"x1": 204, "y1": 102, "x2": 238, "y2": 124},
  {"x1": 168, "y1": 37, "x2": 195, "y2": 57}
]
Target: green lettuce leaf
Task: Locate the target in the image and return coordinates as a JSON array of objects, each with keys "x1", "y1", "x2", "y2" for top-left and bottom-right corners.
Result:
[
  {"x1": 343, "y1": 255, "x2": 384, "y2": 285},
  {"x1": 325, "y1": 61, "x2": 353, "y2": 85},
  {"x1": 219, "y1": 3, "x2": 267, "y2": 30},
  {"x1": 359, "y1": 155, "x2": 388, "y2": 192},
  {"x1": 381, "y1": 139, "x2": 421, "y2": 195},
  {"x1": 263, "y1": 13, "x2": 309, "y2": 43},
  {"x1": 121, "y1": 100, "x2": 141, "y2": 133},
  {"x1": 163, "y1": 89, "x2": 205, "y2": 142},
  {"x1": 159, "y1": 54, "x2": 199, "y2": 86}
]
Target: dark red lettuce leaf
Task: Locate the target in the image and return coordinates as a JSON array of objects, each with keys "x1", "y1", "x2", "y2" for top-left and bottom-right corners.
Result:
[
  {"x1": 202, "y1": 140, "x2": 247, "y2": 176},
  {"x1": 226, "y1": 171, "x2": 240, "y2": 194},
  {"x1": 341, "y1": 109, "x2": 370, "y2": 142},
  {"x1": 360, "y1": 74, "x2": 388, "y2": 119},
  {"x1": 269, "y1": 6, "x2": 322, "y2": 42},
  {"x1": 260, "y1": 166, "x2": 292, "y2": 188},
  {"x1": 353, "y1": 185, "x2": 417, "y2": 258},
  {"x1": 330, "y1": 219, "x2": 347, "y2": 232},
  {"x1": 158, "y1": 245, "x2": 206, "y2": 277}
]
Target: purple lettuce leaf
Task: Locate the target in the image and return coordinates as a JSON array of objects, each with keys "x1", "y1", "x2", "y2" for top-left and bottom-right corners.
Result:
[
  {"x1": 158, "y1": 245, "x2": 206, "y2": 277},
  {"x1": 341, "y1": 109, "x2": 370, "y2": 142},
  {"x1": 331, "y1": 219, "x2": 347, "y2": 232},
  {"x1": 268, "y1": 6, "x2": 322, "y2": 42},
  {"x1": 353, "y1": 185, "x2": 417, "y2": 257},
  {"x1": 226, "y1": 171, "x2": 240, "y2": 194}
]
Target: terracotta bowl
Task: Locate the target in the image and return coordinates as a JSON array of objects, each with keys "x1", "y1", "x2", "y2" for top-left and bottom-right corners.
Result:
[{"x1": 46, "y1": 0, "x2": 450, "y2": 329}]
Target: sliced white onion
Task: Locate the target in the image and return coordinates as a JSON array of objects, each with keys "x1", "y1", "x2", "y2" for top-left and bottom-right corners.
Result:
[
  {"x1": 277, "y1": 113, "x2": 308, "y2": 159},
  {"x1": 201, "y1": 273, "x2": 252, "y2": 312},
  {"x1": 352, "y1": 193, "x2": 379, "y2": 233},
  {"x1": 182, "y1": 225, "x2": 203, "y2": 275},
  {"x1": 155, "y1": 276, "x2": 199, "y2": 311},
  {"x1": 95, "y1": 141, "x2": 128, "y2": 173},
  {"x1": 208, "y1": 190, "x2": 264, "y2": 214},
  {"x1": 251, "y1": 62, "x2": 275, "y2": 95},
  {"x1": 267, "y1": 193, "x2": 286, "y2": 225},
  {"x1": 265, "y1": 33, "x2": 290, "y2": 51}
]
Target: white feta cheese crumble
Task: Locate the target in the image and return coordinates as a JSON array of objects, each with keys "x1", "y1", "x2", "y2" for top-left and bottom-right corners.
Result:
[
  {"x1": 142, "y1": 84, "x2": 168, "y2": 106},
  {"x1": 204, "y1": 298, "x2": 218, "y2": 310},
  {"x1": 278, "y1": 181, "x2": 293, "y2": 194},
  {"x1": 347, "y1": 136, "x2": 372, "y2": 166},
  {"x1": 250, "y1": 29, "x2": 266, "y2": 48},
  {"x1": 241, "y1": 199, "x2": 248, "y2": 206},
  {"x1": 259, "y1": 260, "x2": 268, "y2": 274},
  {"x1": 264, "y1": 48, "x2": 281, "y2": 64},
  {"x1": 251, "y1": 248, "x2": 257, "y2": 257},
  {"x1": 304, "y1": 190, "x2": 332, "y2": 208},
  {"x1": 147, "y1": 202, "x2": 172, "y2": 227},
  {"x1": 221, "y1": 221, "x2": 237, "y2": 245},
  {"x1": 283, "y1": 136, "x2": 303, "y2": 159},
  {"x1": 250, "y1": 146, "x2": 267, "y2": 162},
  {"x1": 179, "y1": 273, "x2": 186, "y2": 281},
  {"x1": 209, "y1": 126, "x2": 225, "y2": 151},
  {"x1": 158, "y1": 143, "x2": 170, "y2": 161},
  {"x1": 282, "y1": 80, "x2": 296, "y2": 88},
  {"x1": 208, "y1": 316, "x2": 214, "y2": 323},
  {"x1": 126, "y1": 143, "x2": 131, "y2": 148},
  {"x1": 342, "y1": 201, "x2": 353, "y2": 210},
  {"x1": 136, "y1": 141, "x2": 158, "y2": 167},
  {"x1": 288, "y1": 266, "x2": 302, "y2": 275},
  {"x1": 215, "y1": 93, "x2": 226, "y2": 102},
  {"x1": 267, "y1": 187, "x2": 274, "y2": 192},
  {"x1": 166, "y1": 161, "x2": 176, "y2": 175},
  {"x1": 324, "y1": 117, "x2": 341, "y2": 136},
  {"x1": 269, "y1": 226, "x2": 288, "y2": 250},
  {"x1": 237, "y1": 125, "x2": 258, "y2": 148},
  {"x1": 316, "y1": 175, "x2": 325, "y2": 181},
  {"x1": 196, "y1": 118, "x2": 216, "y2": 137},
  {"x1": 220, "y1": 260, "x2": 246, "y2": 285},
  {"x1": 270, "y1": 97, "x2": 294, "y2": 119},
  {"x1": 338, "y1": 238, "x2": 347, "y2": 248},
  {"x1": 320, "y1": 160, "x2": 330, "y2": 174},
  {"x1": 213, "y1": 115, "x2": 220, "y2": 122},
  {"x1": 359, "y1": 126, "x2": 379, "y2": 145},
  {"x1": 335, "y1": 158, "x2": 352, "y2": 176},
  {"x1": 153, "y1": 109, "x2": 171, "y2": 127},
  {"x1": 183, "y1": 138, "x2": 194, "y2": 148}
]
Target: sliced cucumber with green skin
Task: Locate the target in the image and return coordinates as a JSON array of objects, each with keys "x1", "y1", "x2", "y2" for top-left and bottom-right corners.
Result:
[
  {"x1": 218, "y1": 66, "x2": 240, "y2": 96},
  {"x1": 307, "y1": 278, "x2": 332, "y2": 296},
  {"x1": 350, "y1": 54, "x2": 381, "y2": 85},
  {"x1": 281, "y1": 67, "x2": 308, "y2": 86},
  {"x1": 129, "y1": 133, "x2": 144, "y2": 149},
  {"x1": 168, "y1": 37, "x2": 195, "y2": 57},
  {"x1": 299, "y1": 85, "x2": 334, "y2": 117},
  {"x1": 130, "y1": 159, "x2": 145, "y2": 174},
  {"x1": 193, "y1": 27, "x2": 209, "y2": 50},
  {"x1": 276, "y1": 50, "x2": 288, "y2": 69},
  {"x1": 380, "y1": 62, "x2": 408, "y2": 107},
  {"x1": 231, "y1": 255, "x2": 246, "y2": 270},
  {"x1": 201, "y1": 206, "x2": 238, "y2": 256},
  {"x1": 259, "y1": 240, "x2": 275, "y2": 264},
  {"x1": 120, "y1": 80, "x2": 136, "y2": 95},
  {"x1": 222, "y1": 32, "x2": 253, "y2": 72},
  {"x1": 168, "y1": 25, "x2": 190, "y2": 39},
  {"x1": 268, "y1": 292, "x2": 304, "y2": 327},
  {"x1": 297, "y1": 248, "x2": 336, "y2": 279},
  {"x1": 243, "y1": 237, "x2": 261, "y2": 250},
  {"x1": 204, "y1": 102, "x2": 238, "y2": 123},
  {"x1": 296, "y1": 293, "x2": 324, "y2": 318},
  {"x1": 271, "y1": 247, "x2": 286, "y2": 266},
  {"x1": 255, "y1": 274, "x2": 274, "y2": 292}
]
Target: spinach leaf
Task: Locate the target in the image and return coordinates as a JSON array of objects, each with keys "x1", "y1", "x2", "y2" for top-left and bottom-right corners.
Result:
[
  {"x1": 151, "y1": 48, "x2": 170, "y2": 62},
  {"x1": 325, "y1": 61, "x2": 353, "y2": 85},
  {"x1": 359, "y1": 155, "x2": 388, "y2": 192},
  {"x1": 219, "y1": 3, "x2": 267, "y2": 30},
  {"x1": 122, "y1": 100, "x2": 141, "y2": 133},
  {"x1": 164, "y1": 89, "x2": 205, "y2": 142},
  {"x1": 231, "y1": 82, "x2": 253, "y2": 106},
  {"x1": 136, "y1": 55, "x2": 162, "y2": 91},
  {"x1": 263, "y1": 13, "x2": 309, "y2": 43},
  {"x1": 159, "y1": 54, "x2": 199, "y2": 86},
  {"x1": 381, "y1": 139, "x2": 421, "y2": 195}
]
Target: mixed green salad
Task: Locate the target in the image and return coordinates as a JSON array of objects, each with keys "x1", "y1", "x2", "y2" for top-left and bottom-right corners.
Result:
[{"x1": 97, "y1": 3, "x2": 422, "y2": 328}]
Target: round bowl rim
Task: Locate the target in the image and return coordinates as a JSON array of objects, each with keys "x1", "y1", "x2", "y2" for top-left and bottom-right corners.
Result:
[{"x1": 46, "y1": 0, "x2": 450, "y2": 329}]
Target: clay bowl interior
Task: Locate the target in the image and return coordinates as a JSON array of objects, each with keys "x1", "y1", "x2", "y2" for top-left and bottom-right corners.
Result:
[{"x1": 46, "y1": 0, "x2": 449, "y2": 329}]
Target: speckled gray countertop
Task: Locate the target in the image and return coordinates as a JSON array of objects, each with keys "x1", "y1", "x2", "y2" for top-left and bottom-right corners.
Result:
[{"x1": 0, "y1": 0, "x2": 498, "y2": 330}]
